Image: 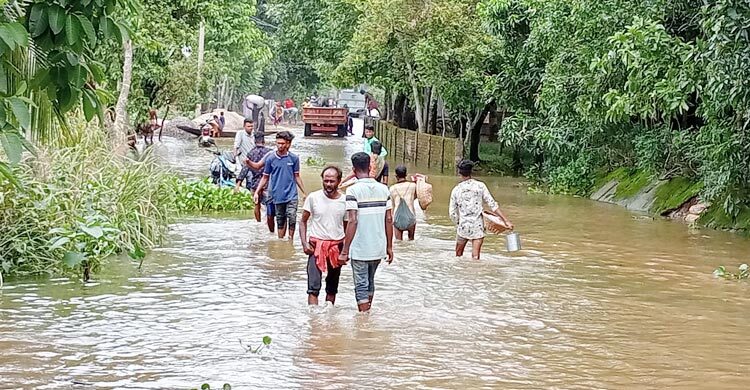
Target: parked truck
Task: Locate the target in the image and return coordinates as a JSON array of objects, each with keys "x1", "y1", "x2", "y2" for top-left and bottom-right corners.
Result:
[{"x1": 302, "y1": 107, "x2": 349, "y2": 137}]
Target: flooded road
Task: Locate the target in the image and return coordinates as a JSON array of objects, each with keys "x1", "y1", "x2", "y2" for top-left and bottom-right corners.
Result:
[{"x1": 2, "y1": 126, "x2": 750, "y2": 389}]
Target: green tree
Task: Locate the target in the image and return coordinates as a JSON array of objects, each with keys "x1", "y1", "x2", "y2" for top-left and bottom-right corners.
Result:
[{"x1": 1, "y1": 0, "x2": 131, "y2": 180}]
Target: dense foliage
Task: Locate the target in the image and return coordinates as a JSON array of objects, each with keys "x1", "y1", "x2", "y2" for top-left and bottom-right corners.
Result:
[
  {"x1": 257, "y1": 0, "x2": 358, "y2": 99},
  {"x1": 276, "y1": 0, "x2": 750, "y2": 224},
  {"x1": 1, "y1": 0, "x2": 129, "y2": 181},
  {"x1": 110, "y1": 0, "x2": 271, "y2": 117},
  {"x1": 0, "y1": 127, "x2": 174, "y2": 279},
  {"x1": 478, "y1": 0, "x2": 750, "y2": 223}
]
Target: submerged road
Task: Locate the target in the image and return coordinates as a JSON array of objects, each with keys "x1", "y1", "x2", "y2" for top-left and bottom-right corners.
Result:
[{"x1": 1, "y1": 124, "x2": 750, "y2": 389}]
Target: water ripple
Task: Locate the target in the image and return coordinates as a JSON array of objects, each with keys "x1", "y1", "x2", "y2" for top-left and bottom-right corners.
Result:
[{"x1": 2, "y1": 133, "x2": 750, "y2": 389}]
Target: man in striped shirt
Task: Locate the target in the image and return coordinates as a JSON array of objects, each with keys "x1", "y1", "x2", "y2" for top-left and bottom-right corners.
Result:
[{"x1": 339, "y1": 152, "x2": 394, "y2": 312}]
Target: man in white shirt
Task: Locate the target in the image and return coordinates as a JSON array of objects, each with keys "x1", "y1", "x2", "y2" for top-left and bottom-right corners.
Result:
[
  {"x1": 234, "y1": 118, "x2": 255, "y2": 162},
  {"x1": 299, "y1": 166, "x2": 347, "y2": 306},
  {"x1": 339, "y1": 152, "x2": 394, "y2": 312},
  {"x1": 449, "y1": 160, "x2": 513, "y2": 260}
]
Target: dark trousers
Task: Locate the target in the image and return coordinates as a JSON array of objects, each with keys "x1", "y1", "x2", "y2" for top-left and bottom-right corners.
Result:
[{"x1": 307, "y1": 254, "x2": 341, "y2": 296}]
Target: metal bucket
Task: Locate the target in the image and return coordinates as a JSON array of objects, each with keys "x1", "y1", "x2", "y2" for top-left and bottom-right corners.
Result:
[{"x1": 506, "y1": 232, "x2": 521, "y2": 252}]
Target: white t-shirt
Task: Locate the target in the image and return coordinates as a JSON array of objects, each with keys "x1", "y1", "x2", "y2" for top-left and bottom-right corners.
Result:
[
  {"x1": 302, "y1": 190, "x2": 347, "y2": 240},
  {"x1": 234, "y1": 130, "x2": 254, "y2": 161}
]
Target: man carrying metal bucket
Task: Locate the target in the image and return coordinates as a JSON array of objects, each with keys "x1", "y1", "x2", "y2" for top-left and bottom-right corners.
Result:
[{"x1": 449, "y1": 160, "x2": 514, "y2": 260}]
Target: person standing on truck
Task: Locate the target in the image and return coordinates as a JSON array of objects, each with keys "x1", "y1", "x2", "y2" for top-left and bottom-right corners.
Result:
[{"x1": 362, "y1": 91, "x2": 381, "y2": 118}]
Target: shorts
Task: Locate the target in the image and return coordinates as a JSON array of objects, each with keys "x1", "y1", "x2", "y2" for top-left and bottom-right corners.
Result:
[
  {"x1": 456, "y1": 235, "x2": 483, "y2": 245},
  {"x1": 238, "y1": 166, "x2": 250, "y2": 189},
  {"x1": 376, "y1": 162, "x2": 389, "y2": 182},
  {"x1": 274, "y1": 198, "x2": 298, "y2": 230},
  {"x1": 258, "y1": 190, "x2": 275, "y2": 217}
]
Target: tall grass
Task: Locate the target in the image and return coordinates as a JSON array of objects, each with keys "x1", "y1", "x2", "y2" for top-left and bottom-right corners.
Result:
[{"x1": 0, "y1": 128, "x2": 176, "y2": 280}]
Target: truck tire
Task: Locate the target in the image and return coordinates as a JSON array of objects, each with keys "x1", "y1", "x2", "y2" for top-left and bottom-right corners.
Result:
[
  {"x1": 304, "y1": 124, "x2": 312, "y2": 137},
  {"x1": 337, "y1": 125, "x2": 347, "y2": 137}
]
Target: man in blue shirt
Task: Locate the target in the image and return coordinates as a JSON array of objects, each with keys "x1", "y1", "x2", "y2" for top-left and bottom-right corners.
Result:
[
  {"x1": 339, "y1": 152, "x2": 394, "y2": 312},
  {"x1": 236, "y1": 130, "x2": 275, "y2": 232},
  {"x1": 252, "y1": 131, "x2": 307, "y2": 239}
]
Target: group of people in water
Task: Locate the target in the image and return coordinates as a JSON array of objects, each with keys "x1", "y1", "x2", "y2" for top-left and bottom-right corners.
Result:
[{"x1": 233, "y1": 119, "x2": 513, "y2": 312}]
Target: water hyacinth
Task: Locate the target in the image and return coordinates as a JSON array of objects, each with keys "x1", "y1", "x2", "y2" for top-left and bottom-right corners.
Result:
[
  {"x1": 174, "y1": 179, "x2": 255, "y2": 213},
  {"x1": 713, "y1": 264, "x2": 750, "y2": 280}
]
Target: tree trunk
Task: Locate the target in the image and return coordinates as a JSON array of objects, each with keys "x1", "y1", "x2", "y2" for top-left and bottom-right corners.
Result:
[
  {"x1": 221, "y1": 75, "x2": 229, "y2": 108},
  {"x1": 409, "y1": 76, "x2": 424, "y2": 132},
  {"x1": 429, "y1": 93, "x2": 438, "y2": 135},
  {"x1": 512, "y1": 147, "x2": 523, "y2": 176},
  {"x1": 401, "y1": 96, "x2": 412, "y2": 128},
  {"x1": 393, "y1": 93, "x2": 406, "y2": 126},
  {"x1": 423, "y1": 86, "x2": 432, "y2": 132},
  {"x1": 194, "y1": 20, "x2": 205, "y2": 118},
  {"x1": 441, "y1": 95, "x2": 447, "y2": 137},
  {"x1": 227, "y1": 87, "x2": 235, "y2": 112},
  {"x1": 403, "y1": 51, "x2": 425, "y2": 132},
  {"x1": 468, "y1": 100, "x2": 494, "y2": 162},
  {"x1": 112, "y1": 39, "x2": 133, "y2": 147},
  {"x1": 402, "y1": 99, "x2": 417, "y2": 130},
  {"x1": 384, "y1": 88, "x2": 392, "y2": 122},
  {"x1": 488, "y1": 101, "x2": 498, "y2": 142}
]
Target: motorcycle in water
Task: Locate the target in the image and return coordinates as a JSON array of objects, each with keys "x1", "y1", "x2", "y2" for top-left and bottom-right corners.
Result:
[
  {"x1": 198, "y1": 122, "x2": 215, "y2": 147},
  {"x1": 175, "y1": 120, "x2": 215, "y2": 147},
  {"x1": 208, "y1": 146, "x2": 237, "y2": 187}
]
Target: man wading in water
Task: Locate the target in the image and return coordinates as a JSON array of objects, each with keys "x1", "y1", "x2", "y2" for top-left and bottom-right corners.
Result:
[
  {"x1": 343, "y1": 140, "x2": 388, "y2": 184},
  {"x1": 389, "y1": 165, "x2": 418, "y2": 240},
  {"x1": 449, "y1": 160, "x2": 513, "y2": 260},
  {"x1": 251, "y1": 131, "x2": 306, "y2": 240},
  {"x1": 236, "y1": 124, "x2": 275, "y2": 233},
  {"x1": 339, "y1": 152, "x2": 393, "y2": 312},
  {"x1": 363, "y1": 124, "x2": 387, "y2": 157},
  {"x1": 299, "y1": 166, "x2": 347, "y2": 306}
]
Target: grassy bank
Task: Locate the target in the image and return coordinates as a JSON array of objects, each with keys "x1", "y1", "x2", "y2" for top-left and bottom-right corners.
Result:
[
  {"x1": 477, "y1": 143, "x2": 748, "y2": 234},
  {"x1": 587, "y1": 168, "x2": 747, "y2": 234},
  {"x1": 0, "y1": 132, "x2": 176, "y2": 279},
  {"x1": 0, "y1": 130, "x2": 255, "y2": 281}
]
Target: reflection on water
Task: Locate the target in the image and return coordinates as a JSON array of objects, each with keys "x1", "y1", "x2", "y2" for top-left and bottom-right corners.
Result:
[{"x1": 2, "y1": 126, "x2": 750, "y2": 389}]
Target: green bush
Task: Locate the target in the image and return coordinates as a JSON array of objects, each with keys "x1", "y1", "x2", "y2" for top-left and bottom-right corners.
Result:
[
  {"x1": 544, "y1": 155, "x2": 595, "y2": 196},
  {"x1": 0, "y1": 132, "x2": 175, "y2": 279}
]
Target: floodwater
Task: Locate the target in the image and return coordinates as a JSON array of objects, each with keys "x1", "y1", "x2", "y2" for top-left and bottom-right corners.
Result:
[{"x1": 2, "y1": 125, "x2": 750, "y2": 389}]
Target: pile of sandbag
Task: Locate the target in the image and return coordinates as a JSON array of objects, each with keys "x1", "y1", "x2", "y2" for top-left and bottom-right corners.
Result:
[
  {"x1": 194, "y1": 109, "x2": 246, "y2": 131},
  {"x1": 160, "y1": 116, "x2": 199, "y2": 140}
]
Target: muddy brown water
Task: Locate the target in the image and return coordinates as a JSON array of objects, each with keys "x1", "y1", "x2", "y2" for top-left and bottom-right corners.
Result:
[{"x1": 2, "y1": 126, "x2": 750, "y2": 389}]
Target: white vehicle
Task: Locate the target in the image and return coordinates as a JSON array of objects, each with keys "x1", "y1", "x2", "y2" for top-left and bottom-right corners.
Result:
[{"x1": 336, "y1": 89, "x2": 366, "y2": 116}]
